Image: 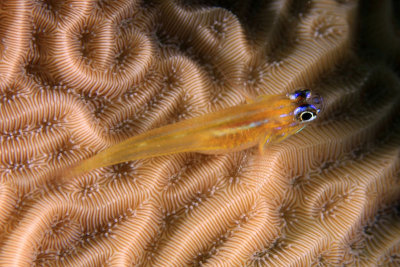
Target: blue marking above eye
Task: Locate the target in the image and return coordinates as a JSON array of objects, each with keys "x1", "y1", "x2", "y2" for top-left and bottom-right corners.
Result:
[
  {"x1": 294, "y1": 104, "x2": 319, "y2": 122},
  {"x1": 288, "y1": 89, "x2": 312, "y2": 101}
]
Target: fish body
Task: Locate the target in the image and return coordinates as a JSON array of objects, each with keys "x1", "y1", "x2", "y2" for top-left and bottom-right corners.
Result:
[{"x1": 65, "y1": 90, "x2": 321, "y2": 178}]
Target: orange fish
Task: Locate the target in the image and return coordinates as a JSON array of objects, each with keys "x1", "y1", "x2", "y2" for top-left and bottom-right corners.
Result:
[{"x1": 64, "y1": 89, "x2": 321, "y2": 178}]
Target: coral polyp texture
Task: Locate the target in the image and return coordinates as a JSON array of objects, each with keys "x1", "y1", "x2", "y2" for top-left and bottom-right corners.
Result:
[{"x1": 0, "y1": 0, "x2": 399, "y2": 266}]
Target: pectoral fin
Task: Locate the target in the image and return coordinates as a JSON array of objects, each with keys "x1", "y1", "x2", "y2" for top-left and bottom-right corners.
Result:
[
  {"x1": 271, "y1": 133, "x2": 290, "y2": 144},
  {"x1": 258, "y1": 132, "x2": 293, "y2": 155},
  {"x1": 258, "y1": 134, "x2": 272, "y2": 155}
]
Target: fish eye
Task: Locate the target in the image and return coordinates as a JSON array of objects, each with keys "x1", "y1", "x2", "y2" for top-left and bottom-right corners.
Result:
[
  {"x1": 299, "y1": 111, "x2": 314, "y2": 121},
  {"x1": 288, "y1": 89, "x2": 311, "y2": 101},
  {"x1": 294, "y1": 104, "x2": 319, "y2": 122}
]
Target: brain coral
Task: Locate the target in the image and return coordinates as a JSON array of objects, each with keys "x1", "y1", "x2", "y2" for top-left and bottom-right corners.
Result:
[{"x1": 0, "y1": 0, "x2": 399, "y2": 266}]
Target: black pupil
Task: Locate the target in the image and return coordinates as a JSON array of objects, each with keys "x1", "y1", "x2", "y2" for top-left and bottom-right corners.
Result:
[{"x1": 301, "y1": 111, "x2": 313, "y2": 121}]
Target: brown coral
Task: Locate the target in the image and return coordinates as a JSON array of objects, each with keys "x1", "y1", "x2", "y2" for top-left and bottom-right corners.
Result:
[{"x1": 0, "y1": 0, "x2": 399, "y2": 266}]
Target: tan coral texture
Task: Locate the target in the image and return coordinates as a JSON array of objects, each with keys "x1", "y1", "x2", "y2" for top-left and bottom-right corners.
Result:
[{"x1": 0, "y1": 0, "x2": 399, "y2": 266}]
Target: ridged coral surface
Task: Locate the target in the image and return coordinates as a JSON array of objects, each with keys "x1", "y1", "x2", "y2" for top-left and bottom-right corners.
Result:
[{"x1": 0, "y1": 0, "x2": 399, "y2": 266}]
